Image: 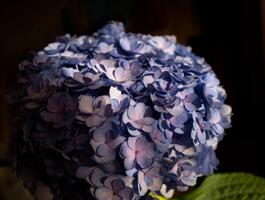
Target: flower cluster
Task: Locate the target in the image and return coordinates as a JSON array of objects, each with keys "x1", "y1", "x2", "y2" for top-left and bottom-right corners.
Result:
[{"x1": 11, "y1": 21, "x2": 232, "y2": 200}]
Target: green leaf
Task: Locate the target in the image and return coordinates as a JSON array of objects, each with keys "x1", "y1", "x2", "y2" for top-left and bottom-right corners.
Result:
[
  {"x1": 149, "y1": 192, "x2": 168, "y2": 200},
  {"x1": 181, "y1": 173, "x2": 265, "y2": 200},
  {"x1": 149, "y1": 173, "x2": 265, "y2": 200}
]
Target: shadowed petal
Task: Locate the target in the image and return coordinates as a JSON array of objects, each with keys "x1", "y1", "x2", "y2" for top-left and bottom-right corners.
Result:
[
  {"x1": 95, "y1": 187, "x2": 113, "y2": 200},
  {"x1": 79, "y1": 95, "x2": 93, "y2": 113}
]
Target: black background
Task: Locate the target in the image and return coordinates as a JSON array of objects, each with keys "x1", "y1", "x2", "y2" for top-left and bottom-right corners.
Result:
[{"x1": 0, "y1": 0, "x2": 264, "y2": 179}]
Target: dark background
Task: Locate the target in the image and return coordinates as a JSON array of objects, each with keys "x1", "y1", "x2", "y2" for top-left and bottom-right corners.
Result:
[{"x1": 0, "y1": 0, "x2": 265, "y2": 196}]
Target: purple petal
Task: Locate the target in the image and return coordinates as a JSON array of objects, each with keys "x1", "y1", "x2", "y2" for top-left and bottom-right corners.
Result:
[
  {"x1": 117, "y1": 187, "x2": 134, "y2": 200},
  {"x1": 119, "y1": 37, "x2": 131, "y2": 51},
  {"x1": 85, "y1": 115, "x2": 102, "y2": 127},
  {"x1": 96, "y1": 144, "x2": 114, "y2": 157},
  {"x1": 111, "y1": 179, "x2": 125, "y2": 193}
]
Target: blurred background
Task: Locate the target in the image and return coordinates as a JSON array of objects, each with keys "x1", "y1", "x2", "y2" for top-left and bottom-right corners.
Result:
[{"x1": 0, "y1": 0, "x2": 265, "y2": 199}]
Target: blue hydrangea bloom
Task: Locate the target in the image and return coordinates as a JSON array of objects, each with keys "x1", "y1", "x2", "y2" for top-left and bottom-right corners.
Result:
[{"x1": 11, "y1": 21, "x2": 232, "y2": 200}]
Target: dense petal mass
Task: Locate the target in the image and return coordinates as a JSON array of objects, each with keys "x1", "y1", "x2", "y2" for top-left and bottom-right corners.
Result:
[
  {"x1": 77, "y1": 95, "x2": 113, "y2": 128},
  {"x1": 40, "y1": 92, "x2": 77, "y2": 128},
  {"x1": 120, "y1": 136, "x2": 156, "y2": 171},
  {"x1": 122, "y1": 100, "x2": 154, "y2": 136},
  {"x1": 11, "y1": 21, "x2": 232, "y2": 200}
]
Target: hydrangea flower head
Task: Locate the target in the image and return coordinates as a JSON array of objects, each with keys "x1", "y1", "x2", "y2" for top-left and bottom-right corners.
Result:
[{"x1": 11, "y1": 21, "x2": 232, "y2": 200}]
